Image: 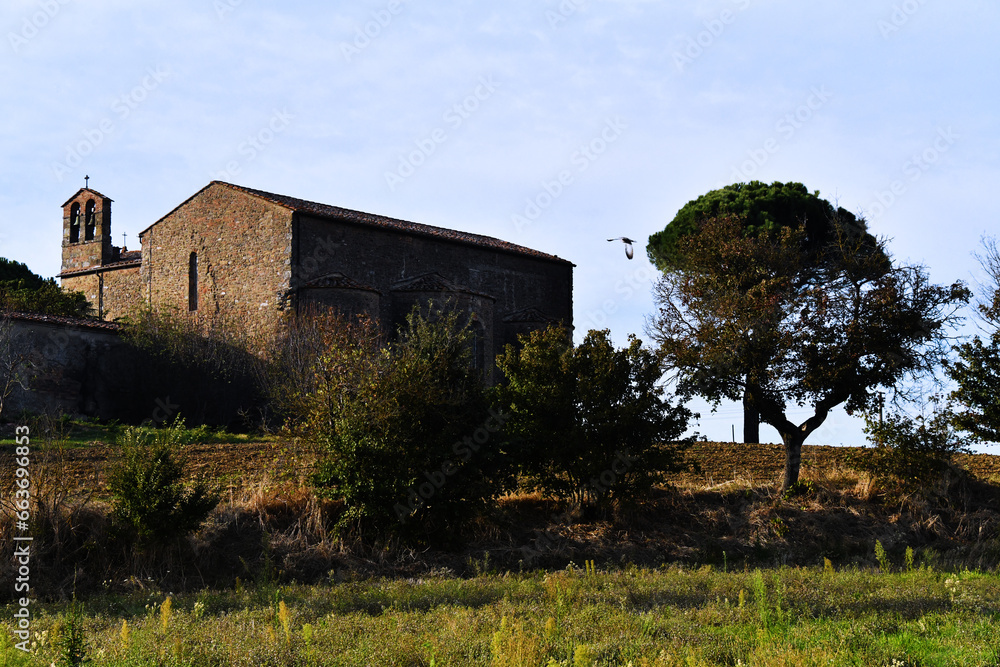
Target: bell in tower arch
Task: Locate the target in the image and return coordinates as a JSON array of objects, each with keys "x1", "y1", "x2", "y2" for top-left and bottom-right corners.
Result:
[{"x1": 60, "y1": 183, "x2": 114, "y2": 273}]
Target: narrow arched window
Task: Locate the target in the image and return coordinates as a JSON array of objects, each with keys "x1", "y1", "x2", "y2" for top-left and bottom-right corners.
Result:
[
  {"x1": 69, "y1": 203, "x2": 81, "y2": 243},
  {"x1": 471, "y1": 319, "x2": 485, "y2": 370},
  {"x1": 84, "y1": 200, "x2": 96, "y2": 241},
  {"x1": 188, "y1": 252, "x2": 199, "y2": 311}
]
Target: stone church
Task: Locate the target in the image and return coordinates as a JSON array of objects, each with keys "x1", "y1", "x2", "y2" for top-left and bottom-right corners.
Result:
[{"x1": 58, "y1": 181, "x2": 574, "y2": 368}]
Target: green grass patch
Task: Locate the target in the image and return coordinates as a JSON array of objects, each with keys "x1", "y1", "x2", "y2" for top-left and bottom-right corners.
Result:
[
  {"x1": 3, "y1": 565, "x2": 1000, "y2": 666},
  {"x1": 0, "y1": 415, "x2": 263, "y2": 449}
]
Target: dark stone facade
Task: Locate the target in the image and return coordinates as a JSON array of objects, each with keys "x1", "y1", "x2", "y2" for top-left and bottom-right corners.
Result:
[{"x1": 59, "y1": 181, "x2": 574, "y2": 367}]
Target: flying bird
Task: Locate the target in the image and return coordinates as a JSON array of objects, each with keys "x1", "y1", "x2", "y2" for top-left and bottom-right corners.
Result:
[{"x1": 607, "y1": 237, "x2": 635, "y2": 260}]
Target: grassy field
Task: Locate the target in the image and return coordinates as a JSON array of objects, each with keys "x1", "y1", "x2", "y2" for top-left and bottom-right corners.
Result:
[
  {"x1": 3, "y1": 563, "x2": 1000, "y2": 666},
  {"x1": 3, "y1": 420, "x2": 1000, "y2": 665}
]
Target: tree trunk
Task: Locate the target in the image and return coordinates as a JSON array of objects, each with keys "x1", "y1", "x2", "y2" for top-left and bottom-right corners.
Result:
[
  {"x1": 743, "y1": 391, "x2": 760, "y2": 444},
  {"x1": 780, "y1": 431, "x2": 806, "y2": 492}
]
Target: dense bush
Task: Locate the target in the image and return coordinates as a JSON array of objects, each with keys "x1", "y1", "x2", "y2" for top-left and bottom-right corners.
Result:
[
  {"x1": 494, "y1": 325, "x2": 692, "y2": 511},
  {"x1": 852, "y1": 406, "x2": 970, "y2": 494},
  {"x1": 306, "y1": 306, "x2": 512, "y2": 537},
  {"x1": 106, "y1": 418, "x2": 220, "y2": 545}
]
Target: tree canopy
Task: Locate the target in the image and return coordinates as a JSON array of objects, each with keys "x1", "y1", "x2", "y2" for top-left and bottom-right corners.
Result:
[
  {"x1": 649, "y1": 214, "x2": 970, "y2": 491},
  {"x1": 646, "y1": 181, "x2": 867, "y2": 271},
  {"x1": 494, "y1": 325, "x2": 691, "y2": 511},
  {"x1": 0, "y1": 256, "x2": 91, "y2": 318},
  {"x1": 946, "y1": 236, "x2": 1000, "y2": 443}
]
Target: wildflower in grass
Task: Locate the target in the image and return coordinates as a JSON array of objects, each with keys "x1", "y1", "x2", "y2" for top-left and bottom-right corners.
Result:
[
  {"x1": 875, "y1": 540, "x2": 890, "y2": 572},
  {"x1": 302, "y1": 623, "x2": 314, "y2": 646},
  {"x1": 544, "y1": 616, "x2": 557, "y2": 641},
  {"x1": 824, "y1": 557, "x2": 834, "y2": 573},
  {"x1": 193, "y1": 601, "x2": 206, "y2": 619},
  {"x1": 278, "y1": 600, "x2": 292, "y2": 644},
  {"x1": 573, "y1": 644, "x2": 595, "y2": 666},
  {"x1": 119, "y1": 620, "x2": 130, "y2": 649},
  {"x1": 905, "y1": 546, "x2": 915, "y2": 571},
  {"x1": 161, "y1": 596, "x2": 173, "y2": 632},
  {"x1": 491, "y1": 616, "x2": 541, "y2": 666}
]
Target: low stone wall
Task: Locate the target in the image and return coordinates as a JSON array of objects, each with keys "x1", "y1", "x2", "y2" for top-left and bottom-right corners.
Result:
[
  {"x1": 1, "y1": 312, "x2": 261, "y2": 426},
  {"x1": 2, "y1": 312, "x2": 145, "y2": 420}
]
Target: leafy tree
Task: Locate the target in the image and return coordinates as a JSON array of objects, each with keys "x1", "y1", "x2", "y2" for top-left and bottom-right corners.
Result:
[
  {"x1": 0, "y1": 257, "x2": 91, "y2": 318},
  {"x1": 946, "y1": 236, "x2": 1000, "y2": 442},
  {"x1": 647, "y1": 182, "x2": 873, "y2": 443},
  {"x1": 0, "y1": 257, "x2": 46, "y2": 288},
  {"x1": 495, "y1": 325, "x2": 692, "y2": 511},
  {"x1": 308, "y1": 306, "x2": 510, "y2": 537},
  {"x1": 649, "y1": 214, "x2": 969, "y2": 491}
]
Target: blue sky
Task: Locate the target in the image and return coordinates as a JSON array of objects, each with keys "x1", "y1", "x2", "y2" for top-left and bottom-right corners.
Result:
[{"x1": 2, "y1": 0, "x2": 998, "y2": 448}]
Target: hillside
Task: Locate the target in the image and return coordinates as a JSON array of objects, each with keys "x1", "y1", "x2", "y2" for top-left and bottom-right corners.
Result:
[{"x1": 3, "y1": 434, "x2": 1000, "y2": 602}]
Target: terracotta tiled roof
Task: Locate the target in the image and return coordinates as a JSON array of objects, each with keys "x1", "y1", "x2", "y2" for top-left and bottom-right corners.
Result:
[
  {"x1": 120, "y1": 249, "x2": 141, "y2": 262},
  {"x1": 58, "y1": 255, "x2": 141, "y2": 278},
  {"x1": 502, "y1": 307, "x2": 558, "y2": 323},
  {"x1": 1, "y1": 310, "x2": 121, "y2": 332},
  {"x1": 198, "y1": 182, "x2": 572, "y2": 265},
  {"x1": 391, "y1": 273, "x2": 494, "y2": 300},
  {"x1": 301, "y1": 272, "x2": 380, "y2": 293}
]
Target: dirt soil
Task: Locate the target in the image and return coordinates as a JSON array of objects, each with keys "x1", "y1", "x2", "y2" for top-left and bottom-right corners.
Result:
[{"x1": 3, "y1": 437, "x2": 1000, "y2": 495}]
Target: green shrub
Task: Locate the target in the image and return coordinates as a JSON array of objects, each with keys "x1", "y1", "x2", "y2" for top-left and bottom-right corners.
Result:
[
  {"x1": 307, "y1": 306, "x2": 510, "y2": 536},
  {"x1": 852, "y1": 405, "x2": 970, "y2": 494},
  {"x1": 495, "y1": 325, "x2": 692, "y2": 511},
  {"x1": 106, "y1": 417, "x2": 220, "y2": 545}
]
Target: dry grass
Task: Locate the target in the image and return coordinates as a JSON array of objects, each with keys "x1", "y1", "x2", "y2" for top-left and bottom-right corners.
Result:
[{"x1": 3, "y1": 439, "x2": 1000, "y2": 602}]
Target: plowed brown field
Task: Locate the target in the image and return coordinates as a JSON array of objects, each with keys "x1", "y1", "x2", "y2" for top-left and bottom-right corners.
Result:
[
  {"x1": 5, "y1": 438, "x2": 1000, "y2": 493},
  {"x1": 675, "y1": 441, "x2": 1000, "y2": 486}
]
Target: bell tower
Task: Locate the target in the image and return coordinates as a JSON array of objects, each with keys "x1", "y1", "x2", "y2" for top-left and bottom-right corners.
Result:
[{"x1": 61, "y1": 183, "x2": 115, "y2": 274}]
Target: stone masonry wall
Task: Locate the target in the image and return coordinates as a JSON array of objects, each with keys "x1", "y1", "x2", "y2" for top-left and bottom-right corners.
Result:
[
  {"x1": 295, "y1": 214, "x2": 573, "y2": 361},
  {"x1": 140, "y1": 184, "x2": 294, "y2": 342},
  {"x1": 59, "y1": 273, "x2": 100, "y2": 313},
  {"x1": 2, "y1": 316, "x2": 145, "y2": 420},
  {"x1": 61, "y1": 192, "x2": 112, "y2": 273},
  {"x1": 60, "y1": 266, "x2": 142, "y2": 321},
  {"x1": 101, "y1": 266, "x2": 143, "y2": 321}
]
